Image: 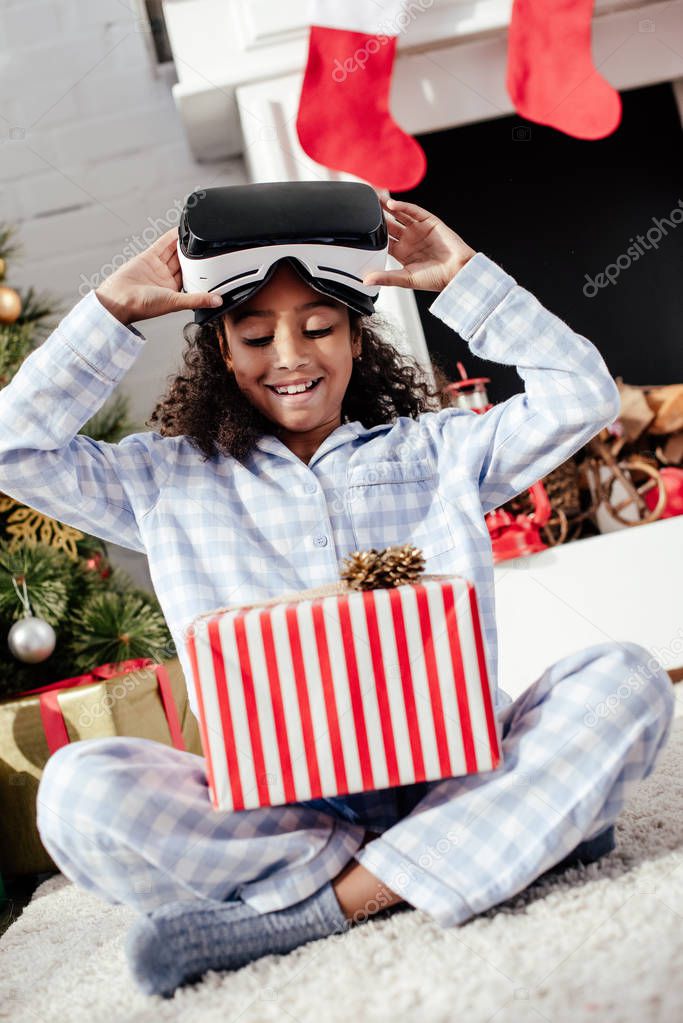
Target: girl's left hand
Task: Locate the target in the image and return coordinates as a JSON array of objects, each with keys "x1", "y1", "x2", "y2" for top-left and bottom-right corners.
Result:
[{"x1": 363, "y1": 196, "x2": 476, "y2": 293}]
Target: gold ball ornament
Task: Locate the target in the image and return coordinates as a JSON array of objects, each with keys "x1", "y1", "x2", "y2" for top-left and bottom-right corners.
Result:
[
  {"x1": 0, "y1": 284, "x2": 22, "y2": 324},
  {"x1": 0, "y1": 256, "x2": 6, "y2": 279}
]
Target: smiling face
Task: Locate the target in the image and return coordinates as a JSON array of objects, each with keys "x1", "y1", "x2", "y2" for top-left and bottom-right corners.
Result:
[{"x1": 217, "y1": 261, "x2": 361, "y2": 464}]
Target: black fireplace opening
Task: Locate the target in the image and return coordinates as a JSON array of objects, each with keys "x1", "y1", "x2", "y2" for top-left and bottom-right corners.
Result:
[{"x1": 401, "y1": 82, "x2": 683, "y2": 404}]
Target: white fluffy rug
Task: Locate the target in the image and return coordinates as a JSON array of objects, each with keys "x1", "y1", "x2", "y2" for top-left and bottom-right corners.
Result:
[{"x1": 3, "y1": 712, "x2": 683, "y2": 1023}]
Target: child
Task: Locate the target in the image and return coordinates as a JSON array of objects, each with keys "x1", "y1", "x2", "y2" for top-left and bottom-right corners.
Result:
[{"x1": 1, "y1": 194, "x2": 673, "y2": 998}]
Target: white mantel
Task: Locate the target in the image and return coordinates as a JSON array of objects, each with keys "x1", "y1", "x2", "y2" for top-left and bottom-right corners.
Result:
[{"x1": 494, "y1": 516, "x2": 683, "y2": 700}]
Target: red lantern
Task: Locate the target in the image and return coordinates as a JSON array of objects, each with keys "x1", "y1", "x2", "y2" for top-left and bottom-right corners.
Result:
[{"x1": 444, "y1": 360, "x2": 493, "y2": 412}]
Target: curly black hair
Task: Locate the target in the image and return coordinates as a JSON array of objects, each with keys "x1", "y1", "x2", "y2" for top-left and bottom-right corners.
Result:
[{"x1": 146, "y1": 307, "x2": 453, "y2": 463}]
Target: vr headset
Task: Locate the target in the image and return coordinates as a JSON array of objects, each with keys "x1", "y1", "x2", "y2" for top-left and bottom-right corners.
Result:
[{"x1": 177, "y1": 180, "x2": 389, "y2": 325}]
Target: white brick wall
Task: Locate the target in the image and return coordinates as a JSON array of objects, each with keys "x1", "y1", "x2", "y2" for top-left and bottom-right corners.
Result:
[{"x1": 0, "y1": 0, "x2": 249, "y2": 591}]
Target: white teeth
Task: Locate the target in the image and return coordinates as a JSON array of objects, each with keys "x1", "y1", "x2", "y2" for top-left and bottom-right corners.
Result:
[{"x1": 273, "y1": 379, "x2": 317, "y2": 394}]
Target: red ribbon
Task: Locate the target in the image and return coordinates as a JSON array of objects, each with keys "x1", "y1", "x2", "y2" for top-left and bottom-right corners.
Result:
[{"x1": 19, "y1": 657, "x2": 186, "y2": 755}]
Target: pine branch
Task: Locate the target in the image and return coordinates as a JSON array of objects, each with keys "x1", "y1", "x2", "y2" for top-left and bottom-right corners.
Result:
[
  {"x1": 15, "y1": 286, "x2": 64, "y2": 339},
  {"x1": 0, "y1": 224, "x2": 21, "y2": 265},
  {"x1": 0, "y1": 643, "x2": 78, "y2": 699},
  {"x1": 68, "y1": 548, "x2": 112, "y2": 607},
  {"x1": 0, "y1": 544, "x2": 174, "y2": 697},
  {"x1": 0, "y1": 320, "x2": 35, "y2": 387},
  {"x1": 0, "y1": 287, "x2": 63, "y2": 386},
  {"x1": 66, "y1": 590, "x2": 175, "y2": 672},
  {"x1": 0, "y1": 540, "x2": 73, "y2": 626},
  {"x1": 0, "y1": 213, "x2": 174, "y2": 696}
]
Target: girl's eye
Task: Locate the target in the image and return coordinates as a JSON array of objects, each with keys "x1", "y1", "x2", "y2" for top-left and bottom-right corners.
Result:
[{"x1": 242, "y1": 326, "x2": 333, "y2": 346}]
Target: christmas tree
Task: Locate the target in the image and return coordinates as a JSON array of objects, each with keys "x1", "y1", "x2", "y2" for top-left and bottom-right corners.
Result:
[{"x1": 0, "y1": 223, "x2": 174, "y2": 698}]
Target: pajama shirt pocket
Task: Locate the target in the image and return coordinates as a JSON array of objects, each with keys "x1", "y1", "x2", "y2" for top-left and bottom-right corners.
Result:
[{"x1": 345, "y1": 457, "x2": 456, "y2": 561}]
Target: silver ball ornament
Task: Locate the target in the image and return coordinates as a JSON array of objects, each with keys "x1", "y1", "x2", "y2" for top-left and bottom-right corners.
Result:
[{"x1": 8, "y1": 614, "x2": 57, "y2": 663}]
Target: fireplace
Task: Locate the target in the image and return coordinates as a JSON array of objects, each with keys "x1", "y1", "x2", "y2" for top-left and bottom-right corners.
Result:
[{"x1": 405, "y1": 81, "x2": 683, "y2": 402}]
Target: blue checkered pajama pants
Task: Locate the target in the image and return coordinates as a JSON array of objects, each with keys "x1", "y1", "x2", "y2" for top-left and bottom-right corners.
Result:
[{"x1": 36, "y1": 640, "x2": 675, "y2": 928}]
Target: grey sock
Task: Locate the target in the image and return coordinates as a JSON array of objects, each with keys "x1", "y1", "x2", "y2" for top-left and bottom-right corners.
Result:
[{"x1": 124, "y1": 881, "x2": 350, "y2": 998}]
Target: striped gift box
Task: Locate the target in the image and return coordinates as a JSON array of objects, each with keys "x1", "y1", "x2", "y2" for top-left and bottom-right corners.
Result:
[{"x1": 186, "y1": 575, "x2": 502, "y2": 811}]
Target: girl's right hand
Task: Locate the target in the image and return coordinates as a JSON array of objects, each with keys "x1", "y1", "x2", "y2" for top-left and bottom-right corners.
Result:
[{"x1": 94, "y1": 227, "x2": 224, "y2": 326}]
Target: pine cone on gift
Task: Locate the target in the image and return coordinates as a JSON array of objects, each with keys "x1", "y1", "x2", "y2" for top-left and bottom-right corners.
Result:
[{"x1": 340, "y1": 544, "x2": 426, "y2": 591}]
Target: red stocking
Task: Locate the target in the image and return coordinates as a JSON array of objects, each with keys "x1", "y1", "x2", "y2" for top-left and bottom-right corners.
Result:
[
  {"x1": 506, "y1": 0, "x2": 621, "y2": 139},
  {"x1": 296, "y1": 2, "x2": 426, "y2": 191}
]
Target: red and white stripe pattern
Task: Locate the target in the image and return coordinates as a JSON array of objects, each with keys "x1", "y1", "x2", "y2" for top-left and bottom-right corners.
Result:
[{"x1": 186, "y1": 578, "x2": 502, "y2": 811}]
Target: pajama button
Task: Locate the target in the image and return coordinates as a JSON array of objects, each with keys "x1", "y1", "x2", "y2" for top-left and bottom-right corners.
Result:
[
  {"x1": 313, "y1": 535, "x2": 328, "y2": 547},
  {"x1": 304, "y1": 482, "x2": 317, "y2": 494}
]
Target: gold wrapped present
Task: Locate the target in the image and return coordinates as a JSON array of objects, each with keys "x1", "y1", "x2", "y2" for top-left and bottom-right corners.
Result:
[{"x1": 0, "y1": 656, "x2": 201, "y2": 877}]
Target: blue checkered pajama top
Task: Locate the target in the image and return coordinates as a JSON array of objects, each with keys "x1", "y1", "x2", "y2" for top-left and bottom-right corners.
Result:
[{"x1": 0, "y1": 253, "x2": 621, "y2": 718}]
